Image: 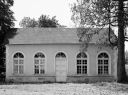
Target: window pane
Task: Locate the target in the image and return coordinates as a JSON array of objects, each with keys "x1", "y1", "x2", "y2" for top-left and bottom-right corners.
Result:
[
  {"x1": 104, "y1": 66, "x2": 108, "y2": 74},
  {"x1": 35, "y1": 60, "x2": 39, "y2": 64},
  {"x1": 104, "y1": 60, "x2": 108, "y2": 64},
  {"x1": 39, "y1": 53, "x2": 45, "y2": 58},
  {"x1": 40, "y1": 65, "x2": 45, "y2": 74},
  {"x1": 19, "y1": 53, "x2": 24, "y2": 58},
  {"x1": 35, "y1": 65, "x2": 39, "y2": 69},
  {"x1": 14, "y1": 60, "x2": 18, "y2": 64},
  {"x1": 98, "y1": 60, "x2": 103, "y2": 65},
  {"x1": 35, "y1": 53, "x2": 45, "y2": 58},
  {"x1": 82, "y1": 66, "x2": 87, "y2": 74},
  {"x1": 35, "y1": 69, "x2": 39, "y2": 74},
  {"x1": 77, "y1": 52, "x2": 87, "y2": 58},
  {"x1": 14, "y1": 53, "x2": 19, "y2": 58},
  {"x1": 19, "y1": 65, "x2": 23, "y2": 74},
  {"x1": 14, "y1": 53, "x2": 24, "y2": 58},
  {"x1": 35, "y1": 65, "x2": 39, "y2": 74},
  {"x1": 98, "y1": 53, "x2": 108, "y2": 58},
  {"x1": 83, "y1": 60, "x2": 87, "y2": 64},
  {"x1": 19, "y1": 60, "x2": 23, "y2": 64},
  {"x1": 77, "y1": 60, "x2": 81, "y2": 65},
  {"x1": 98, "y1": 66, "x2": 103, "y2": 74},
  {"x1": 77, "y1": 66, "x2": 81, "y2": 74},
  {"x1": 40, "y1": 59, "x2": 45, "y2": 64},
  {"x1": 14, "y1": 65, "x2": 18, "y2": 74},
  {"x1": 56, "y1": 52, "x2": 66, "y2": 58}
]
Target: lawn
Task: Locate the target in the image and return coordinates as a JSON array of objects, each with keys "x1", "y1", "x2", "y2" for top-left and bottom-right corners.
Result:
[{"x1": 0, "y1": 82, "x2": 128, "y2": 95}]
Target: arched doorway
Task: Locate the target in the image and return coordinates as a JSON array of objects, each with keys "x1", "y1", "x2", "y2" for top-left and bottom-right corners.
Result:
[{"x1": 55, "y1": 52, "x2": 67, "y2": 82}]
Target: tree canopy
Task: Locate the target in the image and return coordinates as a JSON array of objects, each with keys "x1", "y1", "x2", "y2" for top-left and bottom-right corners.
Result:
[
  {"x1": 0, "y1": 0, "x2": 15, "y2": 43},
  {"x1": 19, "y1": 17, "x2": 38, "y2": 28},
  {"x1": 19, "y1": 15, "x2": 60, "y2": 28}
]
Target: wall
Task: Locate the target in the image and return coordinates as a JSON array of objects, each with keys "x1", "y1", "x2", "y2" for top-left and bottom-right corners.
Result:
[{"x1": 6, "y1": 44, "x2": 117, "y2": 82}]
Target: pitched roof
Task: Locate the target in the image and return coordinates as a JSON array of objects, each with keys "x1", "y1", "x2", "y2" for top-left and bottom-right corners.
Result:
[{"x1": 8, "y1": 28, "x2": 117, "y2": 45}]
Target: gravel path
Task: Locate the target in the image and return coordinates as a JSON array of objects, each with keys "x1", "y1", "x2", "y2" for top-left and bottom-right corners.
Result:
[{"x1": 0, "y1": 83, "x2": 128, "y2": 95}]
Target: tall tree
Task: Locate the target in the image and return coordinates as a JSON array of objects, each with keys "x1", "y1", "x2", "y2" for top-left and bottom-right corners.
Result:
[
  {"x1": 0, "y1": 0, "x2": 15, "y2": 79},
  {"x1": 117, "y1": 0, "x2": 127, "y2": 83},
  {"x1": 71, "y1": 0, "x2": 128, "y2": 82},
  {"x1": 0, "y1": 0, "x2": 15, "y2": 43}
]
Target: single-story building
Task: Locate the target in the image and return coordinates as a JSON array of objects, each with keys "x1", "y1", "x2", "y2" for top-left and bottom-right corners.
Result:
[{"x1": 6, "y1": 28, "x2": 117, "y2": 82}]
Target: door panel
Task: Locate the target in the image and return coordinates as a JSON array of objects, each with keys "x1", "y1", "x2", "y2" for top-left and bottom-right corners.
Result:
[{"x1": 56, "y1": 58, "x2": 67, "y2": 82}]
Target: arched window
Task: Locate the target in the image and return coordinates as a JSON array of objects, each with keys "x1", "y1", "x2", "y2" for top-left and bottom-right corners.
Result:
[
  {"x1": 76, "y1": 52, "x2": 87, "y2": 74},
  {"x1": 98, "y1": 52, "x2": 109, "y2": 75},
  {"x1": 13, "y1": 52, "x2": 24, "y2": 74},
  {"x1": 56, "y1": 52, "x2": 66, "y2": 58},
  {"x1": 34, "y1": 52, "x2": 45, "y2": 74}
]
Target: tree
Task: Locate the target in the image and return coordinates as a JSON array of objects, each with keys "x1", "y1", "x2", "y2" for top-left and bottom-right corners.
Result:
[
  {"x1": 0, "y1": 0, "x2": 15, "y2": 80},
  {"x1": 19, "y1": 15, "x2": 60, "y2": 28},
  {"x1": 71, "y1": 0, "x2": 128, "y2": 82},
  {"x1": 38, "y1": 15, "x2": 59, "y2": 27},
  {"x1": 117, "y1": 0, "x2": 127, "y2": 83},
  {"x1": 19, "y1": 17, "x2": 38, "y2": 28},
  {"x1": 0, "y1": 0, "x2": 15, "y2": 43}
]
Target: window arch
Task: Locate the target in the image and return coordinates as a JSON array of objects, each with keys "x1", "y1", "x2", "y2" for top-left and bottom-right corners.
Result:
[
  {"x1": 56, "y1": 52, "x2": 66, "y2": 58},
  {"x1": 98, "y1": 52, "x2": 109, "y2": 75},
  {"x1": 76, "y1": 52, "x2": 87, "y2": 74},
  {"x1": 13, "y1": 52, "x2": 24, "y2": 74},
  {"x1": 34, "y1": 52, "x2": 45, "y2": 74}
]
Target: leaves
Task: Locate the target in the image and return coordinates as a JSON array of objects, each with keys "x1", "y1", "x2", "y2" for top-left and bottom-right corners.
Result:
[
  {"x1": 19, "y1": 15, "x2": 60, "y2": 28},
  {"x1": 19, "y1": 17, "x2": 38, "y2": 28},
  {"x1": 0, "y1": 0, "x2": 15, "y2": 79}
]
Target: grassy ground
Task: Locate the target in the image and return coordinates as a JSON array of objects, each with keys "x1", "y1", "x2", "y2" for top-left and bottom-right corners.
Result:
[{"x1": 0, "y1": 82, "x2": 127, "y2": 95}]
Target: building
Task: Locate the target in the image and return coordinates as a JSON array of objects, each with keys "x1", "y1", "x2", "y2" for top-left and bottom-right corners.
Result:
[{"x1": 6, "y1": 28, "x2": 117, "y2": 82}]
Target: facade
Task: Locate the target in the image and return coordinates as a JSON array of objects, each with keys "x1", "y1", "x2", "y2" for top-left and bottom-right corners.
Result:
[{"x1": 6, "y1": 28, "x2": 117, "y2": 82}]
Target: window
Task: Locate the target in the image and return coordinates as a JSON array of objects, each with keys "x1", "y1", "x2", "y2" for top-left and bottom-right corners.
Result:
[
  {"x1": 98, "y1": 52, "x2": 109, "y2": 75},
  {"x1": 34, "y1": 52, "x2": 45, "y2": 74},
  {"x1": 13, "y1": 52, "x2": 24, "y2": 74},
  {"x1": 76, "y1": 52, "x2": 87, "y2": 74},
  {"x1": 56, "y1": 52, "x2": 66, "y2": 58}
]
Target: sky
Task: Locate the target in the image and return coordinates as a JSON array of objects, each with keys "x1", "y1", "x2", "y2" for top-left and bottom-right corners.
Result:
[
  {"x1": 11, "y1": 0, "x2": 128, "y2": 51},
  {"x1": 11, "y1": 0, "x2": 75, "y2": 28}
]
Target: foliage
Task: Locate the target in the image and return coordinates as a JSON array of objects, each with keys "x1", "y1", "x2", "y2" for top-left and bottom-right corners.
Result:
[
  {"x1": 72, "y1": 0, "x2": 116, "y2": 26},
  {"x1": 71, "y1": 0, "x2": 128, "y2": 42},
  {"x1": 0, "y1": 0, "x2": 15, "y2": 43},
  {"x1": 19, "y1": 17, "x2": 38, "y2": 28},
  {"x1": 0, "y1": 0, "x2": 15, "y2": 80},
  {"x1": 71, "y1": 0, "x2": 119, "y2": 51},
  {"x1": 19, "y1": 15, "x2": 60, "y2": 28},
  {"x1": 38, "y1": 15, "x2": 59, "y2": 27}
]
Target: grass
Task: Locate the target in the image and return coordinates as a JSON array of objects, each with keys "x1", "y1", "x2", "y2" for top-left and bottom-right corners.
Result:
[{"x1": 0, "y1": 82, "x2": 127, "y2": 95}]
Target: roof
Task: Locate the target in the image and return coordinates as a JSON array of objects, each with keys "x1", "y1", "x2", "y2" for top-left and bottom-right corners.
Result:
[{"x1": 7, "y1": 28, "x2": 117, "y2": 45}]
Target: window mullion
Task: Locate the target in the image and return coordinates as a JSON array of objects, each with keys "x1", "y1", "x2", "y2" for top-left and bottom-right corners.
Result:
[
  {"x1": 81, "y1": 59, "x2": 83, "y2": 74},
  {"x1": 103, "y1": 59, "x2": 104, "y2": 74},
  {"x1": 39, "y1": 59, "x2": 41, "y2": 74}
]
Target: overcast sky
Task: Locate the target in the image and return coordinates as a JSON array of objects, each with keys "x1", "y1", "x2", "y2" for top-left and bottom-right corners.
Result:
[{"x1": 11, "y1": 0, "x2": 75, "y2": 28}]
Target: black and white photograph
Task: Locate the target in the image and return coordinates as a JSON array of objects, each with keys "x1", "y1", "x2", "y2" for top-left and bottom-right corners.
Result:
[{"x1": 0, "y1": 0, "x2": 128, "y2": 95}]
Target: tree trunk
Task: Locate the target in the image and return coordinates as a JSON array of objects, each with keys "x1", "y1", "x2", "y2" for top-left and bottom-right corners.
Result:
[{"x1": 117, "y1": 0, "x2": 127, "y2": 83}]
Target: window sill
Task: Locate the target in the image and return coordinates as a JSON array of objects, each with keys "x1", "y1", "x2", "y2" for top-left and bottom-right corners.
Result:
[
  {"x1": 67, "y1": 74, "x2": 88, "y2": 77},
  {"x1": 97, "y1": 74, "x2": 112, "y2": 77},
  {"x1": 33, "y1": 74, "x2": 55, "y2": 77},
  {"x1": 12, "y1": 74, "x2": 24, "y2": 76}
]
